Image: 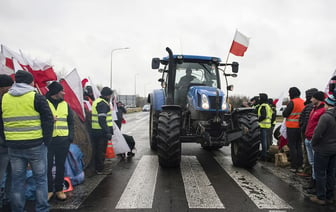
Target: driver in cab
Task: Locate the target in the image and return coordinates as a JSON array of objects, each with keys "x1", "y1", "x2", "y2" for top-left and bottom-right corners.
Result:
[{"x1": 176, "y1": 67, "x2": 195, "y2": 90}]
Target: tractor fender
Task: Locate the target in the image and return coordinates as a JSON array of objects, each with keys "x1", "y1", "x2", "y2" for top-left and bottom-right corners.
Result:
[{"x1": 149, "y1": 89, "x2": 165, "y2": 112}]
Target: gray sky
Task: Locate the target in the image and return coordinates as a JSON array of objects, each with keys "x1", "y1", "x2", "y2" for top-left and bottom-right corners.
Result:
[{"x1": 1, "y1": 0, "x2": 335, "y2": 99}]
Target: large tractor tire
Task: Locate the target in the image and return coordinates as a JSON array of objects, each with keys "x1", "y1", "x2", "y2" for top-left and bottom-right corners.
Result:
[
  {"x1": 231, "y1": 112, "x2": 260, "y2": 168},
  {"x1": 73, "y1": 113, "x2": 92, "y2": 170},
  {"x1": 157, "y1": 111, "x2": 181, "y2": 168},
  {"x1": 149, "y1": 106, "x2": 159, "y2": 151}
]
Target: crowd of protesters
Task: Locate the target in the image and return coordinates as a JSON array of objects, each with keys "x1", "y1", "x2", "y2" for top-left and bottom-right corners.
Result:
[
  {"x1": 251, "y1": 82, "x2": 336, "y2": 206},
  {"x1": 0, "y1": 70, "x2": 129, "y2": 211}
]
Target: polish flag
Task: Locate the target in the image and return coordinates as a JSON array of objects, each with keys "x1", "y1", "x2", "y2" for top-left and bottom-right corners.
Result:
[
  {"x1": 60, "y1": 69, "x2": 85, "y2": 122},
  {"x1": 19, "y1": 51, "x2": 57, "y2": 94},
  {"x1": 1, "y1": 45, "x2": 23, "y2": 73},
  {"x1": 0, "y1": 52, "x2": 15, "y2": 75},
  {"x1": 229, "y1": 30, "x2": 250, "y2": 56}
]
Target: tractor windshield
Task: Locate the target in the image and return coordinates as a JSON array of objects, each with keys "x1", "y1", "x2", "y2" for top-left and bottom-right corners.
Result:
[{"x1": 174, "y1": 62, "x2": 219, "y2": 105}]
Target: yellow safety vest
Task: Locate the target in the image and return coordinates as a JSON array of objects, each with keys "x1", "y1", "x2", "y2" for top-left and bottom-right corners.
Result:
[
  {"x1": 91, "y1": 98, "x2": 112, "y2": 129},
  {"x1": 47, "y1": 100, "x2": 69, "y2": 137},
  {"x1": 258, "y1": 103, "x2": 272, "y2": 129},
  {"x1": 2, "y1": 91, "x2": 43, "y2": 141}
]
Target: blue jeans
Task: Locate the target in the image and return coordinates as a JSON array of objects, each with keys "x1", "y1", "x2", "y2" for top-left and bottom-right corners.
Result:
[
  {"x1": 314, "y1": 151, "x2": 336, "y2": 201},
  {"x1": 260, "y1": 128, "x2": 268, "y2": 158},
  {"x1": 9, "y1": 144, "x2": 49, "y2": 212},
  {"x1": 304, "y1": 139, "x2": 315, "y2": 179}
]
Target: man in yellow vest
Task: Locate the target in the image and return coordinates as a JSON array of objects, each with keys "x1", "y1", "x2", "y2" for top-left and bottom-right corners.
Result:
[
  {"x1": 283, "y1": 87, "x2": 305, "y2": 173},
  {"x1": 91, "y1": 87, "x2": 113, "y2": 175},
  {"x1": 0, "y1": 70, "x2": 54, "y2": 212},
  {"x1": 258, "y1": 93, "x2": 272, "y2": 161},
  {"x1": 45, "y1": 81, "x2": 74, "y2": 201}
]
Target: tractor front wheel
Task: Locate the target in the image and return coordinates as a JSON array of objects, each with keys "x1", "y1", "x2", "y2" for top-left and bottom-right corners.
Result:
[
  {"x1": 231, "y1": 112, "x2": 260, "y2": 168},
  {"x1": 157, "y1": 111, "x2": 181, "y2": 168}
]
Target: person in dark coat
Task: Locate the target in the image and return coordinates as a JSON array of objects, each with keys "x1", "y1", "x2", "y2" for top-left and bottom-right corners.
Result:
[
  {"x1": 0, "y1": 74, "x2": 13, "y2": 209},
  {"x1": 115, "y1": 101, "x2": 127, "y2": 130},
  {"x1": 0, "y1": 70, "x2": 53, "y2": 212},
  {"x1": 46, "y1": 81, "x2": 74, "y2": 201},
  {"x1": 309, "y1": 94, "x2": 336, "y2": 205}
]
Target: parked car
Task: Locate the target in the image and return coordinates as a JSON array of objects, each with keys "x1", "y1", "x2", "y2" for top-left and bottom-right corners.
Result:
[{"x1": 142, "y1": 104, "x2": 150, "y2": 112}]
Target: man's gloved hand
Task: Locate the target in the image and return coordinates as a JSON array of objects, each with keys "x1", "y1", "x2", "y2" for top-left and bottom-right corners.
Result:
[{"x1": 106, "y1": 133, "x2": 113, "y2": 140}]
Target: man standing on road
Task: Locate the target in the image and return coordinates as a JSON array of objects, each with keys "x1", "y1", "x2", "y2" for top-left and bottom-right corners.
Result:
[
  {"x1": 46, "y1": 81, "x2": 74, "y2": 201},
  {"x1": 115, "y1": 101, "x2": 127, "y2": 130},
  {"x1": 283, "y1": 87, "x2": 305, "y2": 173},
  {"x1": 309, "y1": 94, "x2": 336, "y2": 205},
  {"x1": 0, "y1": 70, "x2": 53, "y2": 212},
  {"x1": 0, "y1": 74, "x2": 13, "y2": 209},
  {"x1": 301, "y1": 91, "x2": 326, "y2": 194},
  {"x1": 258, "y1": 93, "x2": 272, "y2": 161},
  {"x1": 91, "y1": 87, "x2": 113, "y2": 175}
]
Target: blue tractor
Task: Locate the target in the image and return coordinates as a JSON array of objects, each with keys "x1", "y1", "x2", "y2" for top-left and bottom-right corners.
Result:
[{"x1": 148, "y1": 47, "x2": 260, "y2": 168}]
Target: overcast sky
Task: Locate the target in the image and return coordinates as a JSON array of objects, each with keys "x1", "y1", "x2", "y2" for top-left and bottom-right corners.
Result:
[{"x1": 1, "y1": 0, "x2": 335, "y2": 100}]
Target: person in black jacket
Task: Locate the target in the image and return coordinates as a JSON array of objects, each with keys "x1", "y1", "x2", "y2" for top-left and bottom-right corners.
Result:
[
  {"x1": 309, "y1": 94, "x2": 336, "y2": 205},
  {"x1": 0, "y1": 74, "x2": 13, "y2": 209},
  {"x1": 0, "y1": 70, "x2": 53, "y2": 212},
  {"x1": 115, "y1": 101, "x2": 126, "y2": 130},
  {"x1": 45, "y1": 81, "x2": 74, "y2": 201}
]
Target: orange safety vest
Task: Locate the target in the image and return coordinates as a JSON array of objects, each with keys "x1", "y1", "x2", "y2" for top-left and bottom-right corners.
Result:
[{"x1": 285, "y1": 98, "x2": 305, "y2": 128}]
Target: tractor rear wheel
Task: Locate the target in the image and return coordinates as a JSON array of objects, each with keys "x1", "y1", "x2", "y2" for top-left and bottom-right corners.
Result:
[
  {"x1": 149, "y1": 106, "x2": 159, "y2": 150},
  {"x1": 157, "y1": 111, "x2": 181, "y2": 168},
  {"x1": 231, "y1": 112, "x2": 260, "y2": 168}
]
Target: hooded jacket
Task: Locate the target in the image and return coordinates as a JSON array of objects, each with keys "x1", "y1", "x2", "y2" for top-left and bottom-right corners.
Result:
[
  {"x1": 0, "y1": 83, "x2": 54, "y2": 149},
  {"x1": 311, "y1": 107, "x2": 336, "y2": 154}
]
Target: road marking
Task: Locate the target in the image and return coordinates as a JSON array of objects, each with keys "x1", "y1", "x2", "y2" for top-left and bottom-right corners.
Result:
[
  {"x1": 116, "y1": 155, "x2": 159, "y2": 209},
  {"x1": 214, "y1": 155, "x2": 292, "y2": 210},
  {"x1": 181, "y1": 156, "x2": 225, "y2": 209}
]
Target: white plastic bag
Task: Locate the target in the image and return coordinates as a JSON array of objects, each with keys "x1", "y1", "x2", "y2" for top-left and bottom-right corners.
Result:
[{"x1": 112, "y1": 122, "x2": 130, "y2": 154}]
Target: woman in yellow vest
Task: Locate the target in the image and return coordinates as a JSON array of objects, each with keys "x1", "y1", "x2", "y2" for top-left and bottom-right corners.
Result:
[
  {"x1": 91, "y1": 87, "x2": 113, "y2": 175},
  {"x1": 45, "y1": 82, "x2": 74, "y2": 201},
  {"x1": 258, "y1": 93, "x2": 272, "y2": 161}
]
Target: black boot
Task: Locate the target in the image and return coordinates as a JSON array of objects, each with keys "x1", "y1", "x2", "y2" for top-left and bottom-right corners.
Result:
[{"x1": 304, "y1": 179, "x2": 315, "y2": 190}]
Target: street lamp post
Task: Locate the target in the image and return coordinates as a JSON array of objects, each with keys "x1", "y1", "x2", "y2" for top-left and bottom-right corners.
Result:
[
  {"x1": 110, "y1": 47, "x2": 130, "y2": 88},
  {"x1": 134, "y1": 73, "x2": 139, "y2": 96}
]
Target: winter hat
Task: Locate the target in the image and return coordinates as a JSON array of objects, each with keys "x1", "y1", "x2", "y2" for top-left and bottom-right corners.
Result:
[
  {"x1": 325, "y1": 94, "x2": 336, "y2": 106},
  {"x1": 15, "y1": 70, "x2": 34, "y2": 84},
  {"x1": 289, "y1": 87, "x2": 301, "y2": 99},
  {"x1": 0, "y1": 74, "x2": 14, "y2": 87},
  {"x1": 47, "y1": 81, "x2": 63, "y2": 96},
  {"x1": 259, "y1": 93, "x2": 268, "y2": 104},
  {"x1": 305, "y1": 88, "x2": 318, "y2": 100},
  {"x1": 101, "y1": 87, "x2": 113, "y2": 96},
  {"x1": 312, "y1": 91, "x2": 325, "y2": 102}
]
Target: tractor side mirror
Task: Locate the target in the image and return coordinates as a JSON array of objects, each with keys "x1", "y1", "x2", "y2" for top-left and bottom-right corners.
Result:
[
  {"x1": 231, "y1": 62, "x2": 239, "y2": 73},
  {"x1": 152, "y1": 58, "x2": 161, "y2": 69}
]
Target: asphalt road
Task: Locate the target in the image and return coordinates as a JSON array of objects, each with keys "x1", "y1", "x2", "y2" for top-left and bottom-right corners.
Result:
[{"x1": 47, "y1": 112, "x2": 336, "y2": 212}]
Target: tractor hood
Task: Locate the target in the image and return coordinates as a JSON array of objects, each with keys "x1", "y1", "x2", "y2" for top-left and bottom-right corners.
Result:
[{"x1": 187, "y1": 86, "x2": 228, "y2": 111}]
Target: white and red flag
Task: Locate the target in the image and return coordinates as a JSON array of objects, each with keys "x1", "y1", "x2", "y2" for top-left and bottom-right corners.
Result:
[
  {"x1": 60, "y1": 69, "x2": 85, "y2": 122},
  {"x1": 229, "y1": 30, "x2": 250, "y2": 56}
]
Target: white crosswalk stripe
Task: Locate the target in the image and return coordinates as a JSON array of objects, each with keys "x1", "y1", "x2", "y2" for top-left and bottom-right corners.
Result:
[
  {"x1": 116, "y1": 154, "x2": 293, "y2": 210},
  {"x1": 214, "y1": 154, "x2": 292, "y2": 210},
  {"x1": 181, "y1": 156, "x2": 225, "y2": 209},
  {"x1": 115, "y1": 155, "x2": 159, "y2": 209}
]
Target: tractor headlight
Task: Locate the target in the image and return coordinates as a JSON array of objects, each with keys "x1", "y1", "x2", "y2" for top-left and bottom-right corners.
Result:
[
  {"x1": 201, "y1": 94, "x2": 209, "y2": 110},
  {"x1": 222, "y1": 99, "x2": 229, "y2": 111}
]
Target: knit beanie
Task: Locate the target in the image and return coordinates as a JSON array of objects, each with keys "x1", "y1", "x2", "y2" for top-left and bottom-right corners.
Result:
[
  {"x1": 325, "y1": 94, "x2": 336, "y2": 106},
  {"x1": 312, "y1": 91, "x2": 325, "y2": 102},
  {"x1": 305, "y1": 88, "x2": 318, "y2": 100},
  {"x1": 15, "y1": 70, "x2": 34, "y2": 84},
  {"x1": 47, "y1": 81, "x2": 63, "y2": 96},
  {"x1": 0, "y1": 74, "x2": 14, "y2": 87},
  {"x1": 101, "y1": 87, "x2": 113, "y2": 96},
  {"x1": 259, "y1": 93, "x2": 268, "y2": 104},
  {"x1": 289, "y1": 87, "x2": 301, "y2": 99}
]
